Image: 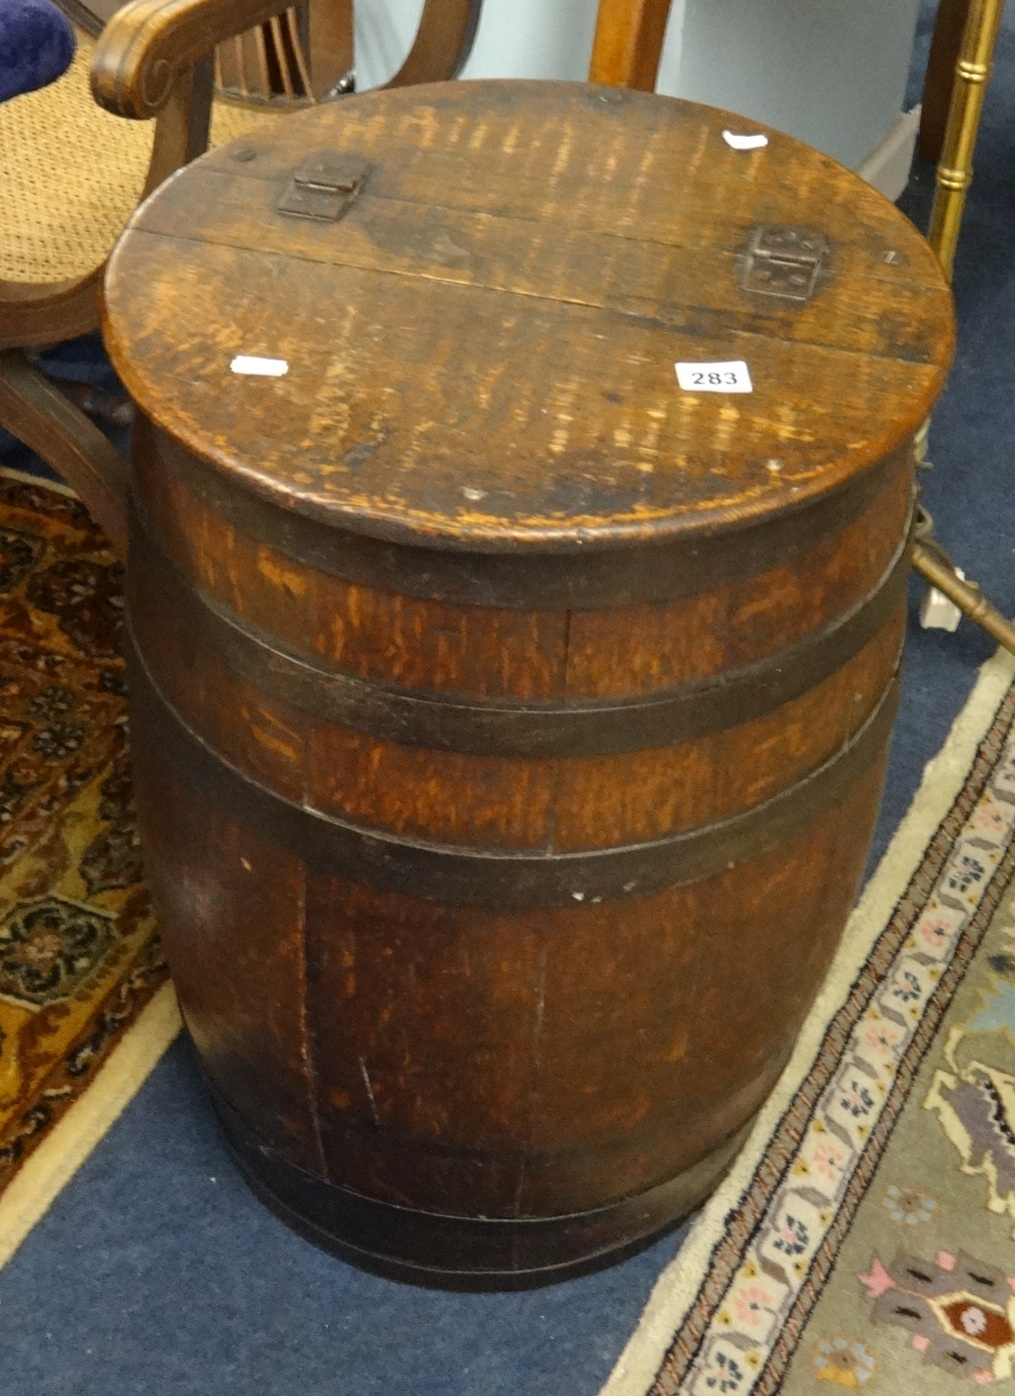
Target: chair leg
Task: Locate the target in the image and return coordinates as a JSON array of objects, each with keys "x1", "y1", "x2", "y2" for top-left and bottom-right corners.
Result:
[{"x1": 0, "y1": 349, "x2": 129, "y2": 558}]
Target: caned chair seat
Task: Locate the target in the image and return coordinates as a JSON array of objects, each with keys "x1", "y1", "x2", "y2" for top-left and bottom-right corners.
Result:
[{"x1": 0, "y1": 33, "x2": 272, "y2": 287}]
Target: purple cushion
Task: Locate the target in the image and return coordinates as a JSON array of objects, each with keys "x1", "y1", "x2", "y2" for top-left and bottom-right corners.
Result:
[{"x1": 0, "y1": 0, "x2": 75, "y2": 103}]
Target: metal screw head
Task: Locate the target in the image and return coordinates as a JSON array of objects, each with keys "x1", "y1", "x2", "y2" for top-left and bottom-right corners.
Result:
[{"x1": 231, "y1": 145, "x2": 257, "y2": 163}]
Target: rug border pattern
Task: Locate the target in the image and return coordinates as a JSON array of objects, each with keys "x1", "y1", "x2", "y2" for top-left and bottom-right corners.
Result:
[
  {"x1": 0, "y1": 983, "x2": 181, "y2": 1269},
  {"x1": 755, "y1": 786, "x2": 1015, "y2": 1393},
  {"x1": 0, "y1": 936, "x2": 170, "y2": 1188},
  {"x1": 666, "y1": 676, "x2": 1015, "y2": 1393}
]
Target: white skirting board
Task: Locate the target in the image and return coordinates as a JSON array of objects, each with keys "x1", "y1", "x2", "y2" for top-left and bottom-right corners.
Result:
[{"x1": 855, "y1": 104, "x2": 922, "y2": 202}]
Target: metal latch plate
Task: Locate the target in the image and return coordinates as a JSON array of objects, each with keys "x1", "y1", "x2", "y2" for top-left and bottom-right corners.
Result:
[
  {"x1": 276, "y1": 154, "x2": 370, "y2": 222},
  {"x1": 742, "y1": 225, "x2": 830, "y2": 303}
]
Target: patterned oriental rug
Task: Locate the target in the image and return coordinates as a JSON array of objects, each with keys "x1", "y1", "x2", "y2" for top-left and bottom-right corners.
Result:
[
  {"x1": 0, "y1": 468, "x2": 176, "y2": 1266},
  {"x1": 603, "y1": 642, "x2": 1015, "y2": 1394}
]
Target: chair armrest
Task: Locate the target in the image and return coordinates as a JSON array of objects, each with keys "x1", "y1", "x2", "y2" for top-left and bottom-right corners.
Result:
[{"x1": 90, "y1": 0, "x2": 293, "y2": 117}]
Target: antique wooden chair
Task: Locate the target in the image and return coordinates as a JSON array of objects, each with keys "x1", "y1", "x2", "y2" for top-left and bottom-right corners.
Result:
[
  {"x1": 587, "y1": 0, "x2": 673, "y2": 90},
  {"x1": 0, "y1": 0, "x2": 483, "y2": 548}
]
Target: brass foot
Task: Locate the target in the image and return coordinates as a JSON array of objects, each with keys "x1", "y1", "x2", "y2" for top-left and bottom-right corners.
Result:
[{"x1": 911, "y1": 536, "x2": 1015, "y2": 657}]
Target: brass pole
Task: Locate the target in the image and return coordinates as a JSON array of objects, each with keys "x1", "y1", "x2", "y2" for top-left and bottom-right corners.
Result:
[
  {"x1": 928, "y1": 0, "x2": 1007, "y2": 278},
  {"x1": 910, "y1": 0, "x2": 1015, "y2": 656}
]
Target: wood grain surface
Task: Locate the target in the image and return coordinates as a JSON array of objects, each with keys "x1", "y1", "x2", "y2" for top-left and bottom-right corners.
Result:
[{"x1": 103, "y1": 80, "x2": 954, "y2": 548}]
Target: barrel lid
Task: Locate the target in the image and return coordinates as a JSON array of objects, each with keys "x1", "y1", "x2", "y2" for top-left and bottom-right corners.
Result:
[{"x1": 103, "y1": 80, "x2": 953, "y2": 552}]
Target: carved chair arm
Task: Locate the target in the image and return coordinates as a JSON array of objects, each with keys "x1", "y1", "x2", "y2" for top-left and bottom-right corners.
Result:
[
  {"x1": 91, "y1": 0, "x2": 295, "y2": 117},
  {"x1": 93, "y1": 0, "x2": 484, "y2": 120}
]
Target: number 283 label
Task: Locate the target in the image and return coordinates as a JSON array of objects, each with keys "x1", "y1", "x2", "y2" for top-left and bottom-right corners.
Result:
[{"x1": 675, "y1": 360, "x2": 753, "y2": 393}]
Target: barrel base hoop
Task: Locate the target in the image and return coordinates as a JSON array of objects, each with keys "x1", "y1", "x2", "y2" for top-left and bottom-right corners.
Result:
[{"x1": 209, "y1": 1078, "x2": 754, "y2": 1290}]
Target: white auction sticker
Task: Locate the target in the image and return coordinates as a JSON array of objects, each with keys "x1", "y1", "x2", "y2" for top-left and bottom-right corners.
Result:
[
  {"x1": 722, "y1": 130, "x2": 769, "y2": 150},
  {"x1": 675, "y1": 360, "x2": 753, "y2": 393},
  {"x1": 230, "y1": 355, "x2": 289, "y2": 376}
]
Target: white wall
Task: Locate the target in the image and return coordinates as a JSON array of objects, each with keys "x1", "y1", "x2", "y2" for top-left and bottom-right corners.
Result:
[
  {"x1": 353, "y1": 0, "x2": 921, "y2": 168},
  {"x1": 669, "y1": 0, "x2": 923, "y2": 169},
  {"x1": 354, "y1": 0, "x2": 601, "y2": 87}
]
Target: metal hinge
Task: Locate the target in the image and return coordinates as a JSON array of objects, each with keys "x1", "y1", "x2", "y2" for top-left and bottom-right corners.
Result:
[
  {"x1": 322, "y1": 68, "x2": 356, "y2": 100},
  {"x1": 276, "y1": 154, "x2": 370, "y2": 222},
  {"x1": 741, "y1": 225, "x2": 830, "y2": 303}
]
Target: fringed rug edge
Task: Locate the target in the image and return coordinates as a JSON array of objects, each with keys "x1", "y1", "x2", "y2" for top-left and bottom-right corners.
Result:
[
  {"x1": 599, "y1": 640, "x2": 1015, "y2": 1396},
  {"x1": 0, "y1": 982, "x2": 181, "y2": 1271},
  {"x1": 0, "y1": 464, "x2": 79, "y2": 496}
]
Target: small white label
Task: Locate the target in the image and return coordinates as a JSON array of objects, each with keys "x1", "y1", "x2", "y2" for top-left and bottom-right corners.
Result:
[
  {"x1": 676, "y1": 360, "x2": 753, "y2": 393},
  {"x1": 722, "y1": 130, "x2": 769, "y2": 151},
  {"x1": 230, "y1": 355, "x2": 289, "y2": 377},
  {"x1": 920, "y1": 568, "x2": 965, "y2": 633}
]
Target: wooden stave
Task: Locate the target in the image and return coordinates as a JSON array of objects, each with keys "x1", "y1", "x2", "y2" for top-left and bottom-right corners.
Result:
[
  {"x1": 124, "y1": 431, "x2": 907, "y2": 1265},
  {"x1": 128, "y1": 671, "x2": 891, "y2": 1227}
]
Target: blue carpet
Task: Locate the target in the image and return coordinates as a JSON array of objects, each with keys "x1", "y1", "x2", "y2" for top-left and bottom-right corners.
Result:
[
  {"x1": 0, "y1": 1040, "x2": 690, "y2": 1395},
  {"x1": 3, "y1": 3, "x2": 1015, "y2": 1387}
]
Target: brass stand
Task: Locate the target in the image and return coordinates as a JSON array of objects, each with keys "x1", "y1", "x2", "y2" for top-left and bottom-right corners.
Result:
[
  {"x1": 927, "y1": 0, "x2": 1006, "y2": 277},
  {"x1": 909, "y1": 0, "x2": 1015, "y2": 654},
  {"x1": 913, "y1": 524, "x2": 1015, "y2": 651}
]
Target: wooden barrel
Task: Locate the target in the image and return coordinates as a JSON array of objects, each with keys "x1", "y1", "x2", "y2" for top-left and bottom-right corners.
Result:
[{"x1": 102, "y1": 80, "x2": 954, "y2": 1285}]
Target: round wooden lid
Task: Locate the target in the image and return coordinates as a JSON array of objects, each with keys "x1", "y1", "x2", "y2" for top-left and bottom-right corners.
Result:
[{"x1": 103, "y1": 81, "x2": 954, "y2": 552}]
